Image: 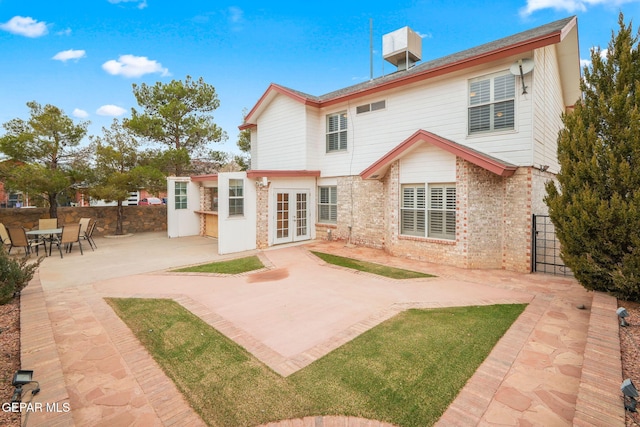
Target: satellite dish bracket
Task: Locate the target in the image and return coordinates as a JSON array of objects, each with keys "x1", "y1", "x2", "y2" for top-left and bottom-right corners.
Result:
[{"x1": 510, "y1": 59, "x2": 534, "y2": 95}]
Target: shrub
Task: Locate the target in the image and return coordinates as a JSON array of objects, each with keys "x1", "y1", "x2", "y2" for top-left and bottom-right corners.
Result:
[{"x1": 0, "y1": 246, "x2": 41, "y2": 305}]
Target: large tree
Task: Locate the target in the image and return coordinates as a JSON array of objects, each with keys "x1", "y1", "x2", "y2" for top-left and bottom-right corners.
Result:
[
  {"x1": 0, "y1": 101, "x2": 89, "y2": 218},
  {"x1": 124, "y1": 75, "x2": 226, "y2": 176},
  {"x1": 90, "y1": 120, "x2": 165, "y2": 235},
  {"x1": 545, "y1": 13, "x2": 640, "y2": 300},
  {"x1": 235, "y1": 108, "x2": 251, "y2": 171}
]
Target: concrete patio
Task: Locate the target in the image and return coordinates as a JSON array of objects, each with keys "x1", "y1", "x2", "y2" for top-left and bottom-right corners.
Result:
[{"x1": 17, "y1": 232, "x2": 625, "y2": 426}]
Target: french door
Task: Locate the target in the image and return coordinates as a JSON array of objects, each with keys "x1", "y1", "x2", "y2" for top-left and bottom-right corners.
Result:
[{"x1": 274, "y1": 190, "x2": 310, "y2": 244}]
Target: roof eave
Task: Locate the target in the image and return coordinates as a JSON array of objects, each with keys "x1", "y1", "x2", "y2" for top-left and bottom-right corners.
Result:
[{"x1": 360, "y1": 130, "x2": 517, "y2": 180}]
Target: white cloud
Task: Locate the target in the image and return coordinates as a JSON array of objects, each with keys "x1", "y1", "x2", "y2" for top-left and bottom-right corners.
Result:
[
  {"x1": 56, "y1": 28, "x2": 72, "y2": 36},
  {"x1": 107, "y1": 0, "x2": 148, "y2": 9},
  {"x1": 96, "y1": 105, "x2": 127, "y2": 116},
  {"x1": 102, "y1": 54, "x2": 170, "y2": 78},
  {"x1": 73, "y1": 108, "x2": 89, "y2": 118},
  {"x1": 52, "y1": 49, "x2": 86, "y2": 62},
  {"x1": 228, "y1": 7, "x2": 244, "y2": 24},
  {"x1": 416, "y1": 31, "x2": 433, "y2": 39},
  {"x1": 0, "y1": 16, "x2": 48, "y2": 38},
  {"x1": 520, "y1": 0, "x2": 639, "y2": 16},
  {"x1": 581, "y1": 47, "x2": 610, "y2": 68}
]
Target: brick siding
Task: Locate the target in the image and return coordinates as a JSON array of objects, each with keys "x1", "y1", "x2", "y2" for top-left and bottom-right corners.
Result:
[{"x1": 313, "y1": 158, "x2": 540, "y2": 272}]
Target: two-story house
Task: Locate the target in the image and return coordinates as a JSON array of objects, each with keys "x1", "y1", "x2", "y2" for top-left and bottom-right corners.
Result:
[{"x1": 167, "y1": 16, "x2": 580, "y2": 273}]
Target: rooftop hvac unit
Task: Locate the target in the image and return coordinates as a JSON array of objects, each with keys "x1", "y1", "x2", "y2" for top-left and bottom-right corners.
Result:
[{"x1": 383, "y1": 26, "x2": 422, "y2": 71}]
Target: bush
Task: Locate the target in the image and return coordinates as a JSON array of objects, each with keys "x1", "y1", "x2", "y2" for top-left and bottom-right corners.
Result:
[{"x1": 0, "y1": 246, "x2": 41, "y2": 305}]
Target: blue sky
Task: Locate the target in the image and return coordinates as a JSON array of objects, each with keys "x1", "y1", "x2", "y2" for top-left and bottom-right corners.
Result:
[{"x1": 1, "y1": 0, "x2": 639, "y2": 155}]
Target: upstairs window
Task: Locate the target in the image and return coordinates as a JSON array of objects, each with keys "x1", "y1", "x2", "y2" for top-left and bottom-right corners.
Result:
[
  {"x1": 356, "y1": 100, "x2": 386, "y2": 114},
  {"x1": 326, "y1": 112, "x2": 347, "y2": 152},
  {"x1": 468, "y1": 72, "x2": 515, "y2": 134}
]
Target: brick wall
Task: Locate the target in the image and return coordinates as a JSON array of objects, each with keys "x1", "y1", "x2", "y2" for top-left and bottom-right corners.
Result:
[
  {"x1": 255, "y1": 183, "x2": 269, "y2": 249},
  {"x1": 324, "y1": 176, "x2": 386, "y2": 248},
  {"x1": 312, "y1": 159, "x2": 538, "y2": 273},
  {"x1": 502, "y1": 168, "x2": 532, "y2": 272},
  {"x1": 0, "y1": 205, "x2": 167, "y2": 236},
  {"x1": 464, "y1": 160, "x2": 504, "y2": 269}
]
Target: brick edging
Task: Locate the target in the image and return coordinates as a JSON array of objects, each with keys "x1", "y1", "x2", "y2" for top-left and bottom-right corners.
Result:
[
  {"x1": 572, "y1": 292, "x2": 625, "y2": 426},
  {"x1": 20, "y1": 271, "x2": 74, "y2": 426},
  {"x1": 255, "y1": 415, "x2": 398, "y2": 426}
]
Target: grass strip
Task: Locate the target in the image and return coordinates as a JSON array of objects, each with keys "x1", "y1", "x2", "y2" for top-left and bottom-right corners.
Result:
[
  {"x1": 171, "y1": 255, "x2": 264, "y2": 274},
  {"x1": 107, "y1": 298, "x2": 525, "y2": 427},
  {"x1": 311, "y1": 251, "x2": 435, "y2": 279}
]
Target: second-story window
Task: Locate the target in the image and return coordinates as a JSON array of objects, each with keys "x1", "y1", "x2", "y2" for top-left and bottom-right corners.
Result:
[
  {"x1": 468, "y1": 72, "x2": 515, "y2": 134},
  {"x1": 326, "y1": 111, "x2": 347, "y2": 152}
]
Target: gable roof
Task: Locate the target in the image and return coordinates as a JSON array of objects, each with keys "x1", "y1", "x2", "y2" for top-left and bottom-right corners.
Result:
[
  {"x1": 360, "y1": 130, "x2": 518, "y2": 179},
  {"x1": 241, "y1": 16, "x2": 578, "y2": 128}
]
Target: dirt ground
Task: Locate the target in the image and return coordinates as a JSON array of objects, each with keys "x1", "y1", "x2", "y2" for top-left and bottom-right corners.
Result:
[
  {"x1": 0, "y1": 297, "x2": 21, "y2": 427},
  {"x1": 619, "y1": 300, "x2": 640, "y2": 426}
]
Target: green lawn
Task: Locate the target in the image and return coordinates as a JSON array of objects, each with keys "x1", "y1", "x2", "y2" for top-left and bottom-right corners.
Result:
[
  {"x1": 107, "y1": 298, "x2": 525, "y2": 427},
  {"x1": 311, "y1": 251, "x2": 435, "y2": 279},
  {"x1": 171, "y1": 255, "x2": 264, "y2": 274}
]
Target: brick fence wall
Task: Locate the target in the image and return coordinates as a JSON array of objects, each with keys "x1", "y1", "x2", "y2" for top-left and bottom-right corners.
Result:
[{"x1": 0, "y1": 206, "x2": 167, "y2": 236}]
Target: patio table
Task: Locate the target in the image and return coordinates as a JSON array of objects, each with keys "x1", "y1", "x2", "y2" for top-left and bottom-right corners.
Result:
[{"x1": 26, "y1": 228, "x2": 62, "y2": 256}]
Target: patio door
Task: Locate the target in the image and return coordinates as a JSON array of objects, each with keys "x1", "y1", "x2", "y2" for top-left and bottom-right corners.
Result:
[{"x1": 274, "y1": 190, "x2": 310, "y2": 244}]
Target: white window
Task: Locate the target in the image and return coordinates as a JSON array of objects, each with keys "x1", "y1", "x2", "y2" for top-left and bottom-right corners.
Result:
[
  {"x1": 318, "y1": 186, "x2": 337, "y2": 223},
  {"x1": 228, "y1": 179, "x2": 244, "y2": 216},
  {"x1": 326, "y1": 112, "x2": 347, "y2": 152},
  {"x1": 401, "y1": 185, "x2": 425, "y2": 236},
  {"x1": 356, "y1": 100, "x2": 386, "y2": 114},
  {"x1": 427, "y1": 184, "x2": 456, "y2": 240},
  {"x1": 175, "y1": 181, "x2": 187, "y2": 210},
  {"x1": 468, "y1": 72, "x2": 515, "y2": 134},
  {"x1": 401, "y1": 184, "x2": 456, "y2": 240}
]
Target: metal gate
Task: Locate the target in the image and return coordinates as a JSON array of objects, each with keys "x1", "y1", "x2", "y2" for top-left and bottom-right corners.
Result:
[{"x1": 532, "y1": 215, "x2": 572, "y2": 276}]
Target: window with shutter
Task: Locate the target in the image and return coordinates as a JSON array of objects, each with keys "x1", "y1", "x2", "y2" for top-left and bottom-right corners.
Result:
[
  {"x1": 468, "y1": 72, "x2": 515, "y2": 134},
  {"x1": 428, "y1": 184, "x2": 456, "y2": 240},
  {"x1": 318, "y1": 186, "x2": 337, "y2": 223},
  {"x1": 326, "y1": 112, "x2": 347, "y2": 152},
  {"x1": 400, "y1": 185, "x2": 425, "y2": 236}
]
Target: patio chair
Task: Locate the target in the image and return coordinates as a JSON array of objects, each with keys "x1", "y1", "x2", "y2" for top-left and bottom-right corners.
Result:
[
  {"x1": 53, "y1": 223, "x2": 83, "y2": 258},
  {"x1": 6, "y1": 226, "x2": 46, "y2": 256},
  {"x1": 0, "y1": 223, "x2": 10, "y2": 247},
  {"x1": 79, "y1": 218, "x2": 91, "y2": 237},
  {"x1": 38, "y1": 218, "x2": 58, "y2": 230},
  {"x1": 38, "y1": 218, "x2": 59, "y2": 252},
  {"x1": 81, "y1": 219, "x2": 97, "y2": 251}
]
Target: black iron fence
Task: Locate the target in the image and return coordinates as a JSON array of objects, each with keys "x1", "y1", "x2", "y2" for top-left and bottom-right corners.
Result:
[{"x1": 532, "y1": 215, "x2": 573, "y2": 276}]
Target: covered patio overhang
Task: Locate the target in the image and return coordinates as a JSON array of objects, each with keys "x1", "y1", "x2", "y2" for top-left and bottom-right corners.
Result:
[{"x1": 360, "y1": 130, "x2": 518, "y2": 180}]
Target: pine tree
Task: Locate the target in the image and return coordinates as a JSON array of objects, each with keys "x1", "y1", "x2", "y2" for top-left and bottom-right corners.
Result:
[{"x1": 545, "y1": 13, "x2": 640, "y2": 300}]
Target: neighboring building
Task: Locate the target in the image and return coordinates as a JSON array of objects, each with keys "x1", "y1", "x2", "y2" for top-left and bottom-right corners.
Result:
[{"x1": 169, "y1": 16, "x2": 581, "y2": 272}]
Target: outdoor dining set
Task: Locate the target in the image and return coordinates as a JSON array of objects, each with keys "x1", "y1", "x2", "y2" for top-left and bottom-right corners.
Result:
[{"x1": 0, "y1": 217, "x2": 97, "y2": 258}]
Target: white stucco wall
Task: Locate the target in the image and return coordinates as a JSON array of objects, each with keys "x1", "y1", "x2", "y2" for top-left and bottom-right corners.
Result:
[
  {"x1": 217, "y1": 172, "x2": 257, "y2": 254},
  {"x1": 166, "y1": 177, "x2": 200, "y2": 238}
]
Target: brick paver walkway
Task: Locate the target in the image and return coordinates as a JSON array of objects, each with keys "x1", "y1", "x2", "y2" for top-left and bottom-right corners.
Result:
[{"x1": 18, "y1": 234, "x2": 625, "y2": 426}]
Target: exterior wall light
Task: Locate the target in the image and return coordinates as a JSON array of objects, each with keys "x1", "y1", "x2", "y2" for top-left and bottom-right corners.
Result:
[
  {"x1": 617, "y1": 307, "x2": 630, "y2": 327},
  {"x1": 622, "y1": 378, "x2": 638, "y2": 412}
]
